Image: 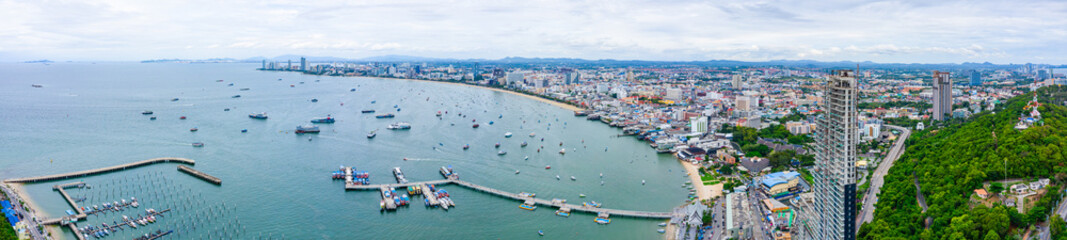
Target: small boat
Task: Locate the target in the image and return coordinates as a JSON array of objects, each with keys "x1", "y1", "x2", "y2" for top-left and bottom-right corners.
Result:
[
  {"x1": 498, "y1": 150, "x2": 507, "y2": 155},
  {"x1": 371, "y1": 100, "x2": 376, "y2": 104},
  {"x1": 241, "y1": 129, "x2": 247, "y2": 133},
  {"x1": 658, "y1": 222, "x2": 667, "y2": 227},
  {"x1": 524, "y1": 156, "x2": 529, "y2": 160},
  {"x1": 529, "y1": 132, "x2": 536, "y2": 137},
  {"x1": 311, "y1": 115, "x2": 335, "y2": 123},
  {"x1": 249, "y1": 112, "x2": 268, "y2": 119},
  {"x1": 376, "y1": 113, "x2": 395, "y2": 118},
  {"x1": 463, "y1": 144, "x2": 469, "y2": 150},
  {"x1": 538, "y1": 230, "x2": 544, "y2": 236},
  {"x1": 521, "y1": 141, "x2": 528, "y2": 147},
  {"x1": 600, "y1": 173, "x2": 603, "y2": 178},
  {"x1": 556, "y1": 175, "x2": 561, "y2": 180},
  {"x1": 495, "y1": 143, "x2": 501, "y2": 148},
  {"x1": 31, "y1": 84, "x2": 42, "y2": 88},
  {"x1": 362, "y1": 109, "x2": 375, "y2": 113},
  {"x1": 515, "y1": 170, "x2": 520, "y2": 174},
  {"x1": 228, "y1": 83, "x2": 234, "y2": 86},
  {"x1": 311, "y1": 98, "x2": 318, "y2": 102},
  {"x1": 224, "y1": 108, "x2": 230, "y2": 111},
  {"x1": 579, "y1": 193, "x2": 586, "y2": 198},
  {"x1": 216, "y1": 80, "x2": 224, "y2": 82},
  {"x1": 472, "y1": 123, "x2": 479, "y2": 128},
  {"x1": 189, "y1": 127, "x2": 198, "y2": 132},
  {"x1": 488, "y1": 121, "x2": 494, "y2": 125},
  {"x1": 518, "y1": 203, "x2": 536, "y2": 211},
  {"x1": 387, "y1": 122, "x2": 412, "y2": 130},
  {"x1": 657, "y1": 229, "x2": 666, "y2": 233},
  {"x1": 179, "y1": 116, "x2": 186, "y2": 120},
  {"x1": 350, "y1": 88, "x2": 356, "y2": 92},
  {"x1": 436, "y1": 111, "x2": 442, "y2": 116},
  {"x1": 232, "y1": 95, "x2": 240, "y2": 98},
  {"x1": 504, "y1": 132, "x2": 513, "y2": 138},
  {"x1": 519, "y1": 192, "x2": 536, "y2": 198},
  {"x1": 239, "y1": 88, "x2": 250, "y2": 91},
  {"x1": 571, "y1": 176, "x2": 576, "y2": 181},
  {"x1": 559, "y1": 148, "x2": 566, "y2": 154},
  {"x1": 295, "y1": 125, "x2": 320, "y2": 134},
  {"x1": 191, "y1": 142, "x2": 204, "y2": 147},
  {"x1": 499, "y1": 114, "x2": 503, "y2": 118},
  {"x1": 367, "y1": 131, "x2": 377, "y2": 138},
  {"x1": 545, "y1": 165, "x2": 550, "y2": 169},
  {"x1": 171, "y1": 98, "x2": 179, "y2": 102},
  {"x1": 149, "y1": 116, "x2": 156, "y2": 120},
  {"x1": 141, "y1": 111, "x2": 153, "y2": 115},
  {"x1": 642, "y1": 180, "x2": 646, "y2": 185}
]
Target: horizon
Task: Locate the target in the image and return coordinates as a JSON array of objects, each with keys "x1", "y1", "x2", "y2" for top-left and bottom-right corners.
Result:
[{"x1": 2, "y1": 0, "x2": 1066, "y2": 64}]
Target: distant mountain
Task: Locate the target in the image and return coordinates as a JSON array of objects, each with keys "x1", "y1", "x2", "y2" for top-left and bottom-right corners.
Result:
[
  {"x1": 141, "y1": 58, "x2": 237, "y2": 63},
  {"x1": 23, "y1": 59, "x2": 53, "y2": 63}
]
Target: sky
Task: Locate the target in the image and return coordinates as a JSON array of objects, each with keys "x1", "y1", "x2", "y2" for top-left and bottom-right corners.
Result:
[{"x1": 1, "y1": 0, "x2": 1065, "y2": 64}]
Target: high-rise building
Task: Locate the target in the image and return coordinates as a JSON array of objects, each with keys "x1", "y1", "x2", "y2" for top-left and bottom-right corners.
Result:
[
  {"x1": 300, "y1": 57, "x2": 306, "y2": 71},
  {"x1": 931, "y1": 71, "x2": 952, "y2": 121},
  {"x1": 732, "y1": 75, "x2": 743, "y2": 88},
  {"x1": 970, "y1": 70, "x2": 982, "y2": 86},
  {"x1": 690, "y1": 116, "x2": 708, "y2": 134},
  {"x1": 506, "y1": 72, "x2": 524, "y2": 86},
  {"x1": 261, "y1": 60, "x2": 266, "y2": 69},
  {"x1": 808, "y1": 70, "x2": 858, "y2": 240}
]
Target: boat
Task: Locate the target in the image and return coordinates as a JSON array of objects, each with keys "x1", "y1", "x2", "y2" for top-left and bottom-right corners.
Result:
[
  {"x1": 249, "y1": 112, "x2": 268, "y2": 119},
  {"x1": 189, "y1": 127, "x2": 198, "y2": 132},
  {"x1": 524, "y1": 156, "x2": 529, "y2": 160},
  {"x1": 367, "y1": 131, "x2": 377, "y2": 138},
  {"x1": 387, "y1": 122, "x2": 412, "y2": 130},
  {"x1": 497, "y1": 150, "x2": 507, "y2": 155},
  {"x1": 311, "y1": 115, "x2": 335, "y2": 123},
  {"x1": 519, "y1": 192, "x2": 536, "y2": 198},
  {"x1": 559, "y1": 148, "x2": 566, "y2": 154},
  {"x1": 141, "y1": 111, "x2": 153, "y2": 115},
  {"x1": 545, "y1": 165, "x2": 551, "y2": 169},
  {"x1": 518, "y1": 200, "x2": 536, "y2": 210},
  {"x1": 495, "y1": 143, "x2": 501, "y2": 148},
  {"x1": 594, "y1": 213, "x2": 611, "y2": 224},
  {"x1": 515, "y1": 170, "x2": 520, "y2": 174},
  {"x1": 191, "y1": 142, "x2": 204, "y2": 147},
  {"x1": 529, "y1": 132, "x2": 536, "y2": 137},
  {"x1": 658, "y1": 222, "x2": 668, "y2": 227},
  {"x1": 171, "y1": 98, "x2": 179, "y2": 102},
  {"x1": 295, "y1": 125, "x2": 320, "y2": 134},
  {"x1": 657, "y1": 229, "x2": 666, "y2": 233},
  {"x1": 571, "y1": 176, "x2": 576, "y2": 181},
  {"x1": 150, "y1": 117, "x2": 156, "y2": 120},
  {"x1": 232, "y1": 95, "x2": 240, "y2": 98},
  {"x1": 350, "y1": 88, "x2": 356, "y2": 92},
  {"x1": 240, "y1": 88, "x2": 250, "y2": 91},
  {"x1": 521, "y1": 141, "x2": 528, "y2": 147},
  {"x1": 642, "y1": 180, "x2": 646, "y2": 185},
  {"x1": 556, "y1": 175, "x2": 561, "y2": 180},
  {"x1": 579, "y1": 193, "x2": 585, "y2": 198},
  {"x1": 376, "y1": 113, "x2": 395, "y2": 118},
  {"x1": 241, "y1": 129, "x2": 248, "y2": 133},
  {"x1": 31, "y1": 84, "x2": 42, "y2": 88},
  {"x1": 472, "y1": 123, "x2": 479, "y2": 128},
  {"x1": 488, "y1": 121, "x2": 494, "y2": 125},
  {"x1": 180, "y1": 116, "x2": 186, "y2": 120},
  {"x1": 463, "y1": 144, "x2": 469, "y2": 150},
  {"x1": 311, "y1": 98, "x2": 318, "y2": 102},
  {"x1": 504, "y1": 132, "x2": 513, "y2": 138},
  {"x1": 224, "y1": 108, "x2": 230, "y2": 111},
  {"x1": 371, "y1": 100, "x2": 376, "y2": 104},
  {"x1": 583, "y1": 201, "x2": 602, "y2": 208},
  {"x1": 362, "y1": 110, "x2": 375, "y2": 113},
  {"x1": 538, "y1": 230, "x2": 544, "y2": 236},
  {"x1": 436, "y1": 111, "x2": 442, "y2": 116}
]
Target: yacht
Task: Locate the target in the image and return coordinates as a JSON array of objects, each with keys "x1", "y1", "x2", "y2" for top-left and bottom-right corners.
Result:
[
  {"x1": 295, "y1": 125, "x2": 320, "y2": 134},
  {"x1": 249, "y1": 112, "x2": 268, "y2": 119},
  {"x1": 387, "y1": 122, "x2": 412, "y2": 130}
]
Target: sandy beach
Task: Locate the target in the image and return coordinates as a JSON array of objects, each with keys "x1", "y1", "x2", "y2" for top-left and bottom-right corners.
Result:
[
  {"x1": 4, "y1": 182, "x2": 64, "y2": 239},
  {"x1": 681, "y1": 160, "x2": 721, "y2": 201},
  {"x1": 368, "y1": 77, "x2": 584, "y2": 112}
]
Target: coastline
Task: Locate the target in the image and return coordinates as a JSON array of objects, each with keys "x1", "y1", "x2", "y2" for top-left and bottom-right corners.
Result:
[
  {"x1": 4, "y1": 182, "x2": 63, "y2": 239},
  {"x1": 365, "y1": 77, "x2": 584, "y2": 112}
]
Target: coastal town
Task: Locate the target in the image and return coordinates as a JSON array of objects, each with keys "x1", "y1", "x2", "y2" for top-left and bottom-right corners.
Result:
[{"x1": 259, "y1": 59, "x2": 1064, "y2": 239}]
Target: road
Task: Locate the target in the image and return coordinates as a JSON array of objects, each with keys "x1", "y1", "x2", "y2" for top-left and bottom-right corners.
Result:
[
  {"x1": 0, "y1": 184, "x2": 46, "y2": 240},
  {"x1": 856, "y1": 125, "x2": 911, "y2": 231}
]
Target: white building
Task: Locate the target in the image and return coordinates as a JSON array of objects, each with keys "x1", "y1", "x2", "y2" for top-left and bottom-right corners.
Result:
[
  {"x1": 665, "y1": 88, "x2": 683, "y2": 101},
  {"x1": 690, "y1": 116, "x2": 708, "y2": 134},
  {"x1": 506, "y1": 72, "x2": 524, "y2": 86}
]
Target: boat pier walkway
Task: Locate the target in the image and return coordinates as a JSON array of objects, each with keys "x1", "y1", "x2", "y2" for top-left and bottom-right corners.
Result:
[
  {"x1": 3, "y1": 157, "x2": 196, "y2": 183},
  {"x1": 345, "y1": 179, "x2": 676, "y2": 219},
  {"x1": 177, "y1": 165, "x2": 221, "y2": 185},
  {"x1": 41, "y1": 182, "x2": 89, "y2": 225}
]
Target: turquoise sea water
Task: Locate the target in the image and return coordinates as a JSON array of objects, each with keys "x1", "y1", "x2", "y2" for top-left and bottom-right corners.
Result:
[{"x1": 0, "y1": 63, "x2": 688, "y2": 239}]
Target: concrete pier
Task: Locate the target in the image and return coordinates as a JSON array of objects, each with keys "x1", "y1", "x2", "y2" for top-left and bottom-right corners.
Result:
[
  {"x1": 177, "y1": 165, "x2": 221, "y2": 185},
  {"x1": 4, "y1": 157, "x2": 196, "y2": 183}
]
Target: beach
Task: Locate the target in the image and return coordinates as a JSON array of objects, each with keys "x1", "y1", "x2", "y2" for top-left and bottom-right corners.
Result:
[
  {"x1": 369, "y1": 77, "x2": 585, "y2": 112},
  {"x1": 681, "y1": 160, "x2": 721, "y2": 201},
  {"x1": 3, "y1": 182, "x2": 64, "y2": 239}
]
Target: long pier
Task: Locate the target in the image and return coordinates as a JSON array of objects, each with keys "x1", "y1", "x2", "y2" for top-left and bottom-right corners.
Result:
[
  {"x1": 345, "y1": 179, "x2": 676, "y2": 219},
  {"x1": 177, "y1": 165, "x2": 221, "y2": 185},
  {"x1": 3, "y1": 157, "x2": 196, "y2": 183}
]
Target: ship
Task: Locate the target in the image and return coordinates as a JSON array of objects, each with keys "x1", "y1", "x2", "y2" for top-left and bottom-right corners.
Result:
[
  {"x1": 249, "y1": 112, "x2": 268, "y2": 119},
  {"x1": 311, "y1": 115, "x2": 335, "y2": 123},
  {"x1": 141, "y1": 111, "x2": 153, "y2": 115},
  {"x1": 295, "y1": 125, "x2": 320, "y2": 134},
  {"x1": 376, "y1": 113, "x2": 395, "y2": 118},
  {"x1": 232, "y1": 95, "x2": 240, "y2": 98},
  {"x1": 362, "y1": 109, "x2": 376, "y2": 113},
  {"x1": 387, "y1": 122, "x2": 412, "y2": 130},
  {"x1": 239, "y1": 88, "x2": 250, "y2": 91}
]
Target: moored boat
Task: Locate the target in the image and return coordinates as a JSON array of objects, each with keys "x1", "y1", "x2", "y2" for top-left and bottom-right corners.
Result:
[
  {"x1": 311, "y1": 115, "x2": 335, "y2": 123},
  {"x1": 504, "y1": 132, "x2": 513, "y2": 138}
]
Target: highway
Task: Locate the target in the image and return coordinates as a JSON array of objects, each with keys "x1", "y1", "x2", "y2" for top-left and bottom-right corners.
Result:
[
  {"x1": 856, "y1": 125, "x2": 911, "y2": 231},
  {"x1": 0, "y1": 184, "x2": 46, "y2": 240}
]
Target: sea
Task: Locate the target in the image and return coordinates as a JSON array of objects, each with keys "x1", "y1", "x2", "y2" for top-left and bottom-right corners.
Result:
[{"x1": 0, "y1": 63, "x2": 689, "y2": 239}]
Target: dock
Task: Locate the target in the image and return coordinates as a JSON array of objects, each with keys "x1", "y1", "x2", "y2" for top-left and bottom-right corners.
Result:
[
  {"x1": 3, "y1": 157, "x2": 196, "y2": 183},
  {"x1": 346, "y1": 179, "x2": 676, "y2": 219},
  {"x1": 177, "y1": 165, "x2": 222, "y2": 185}
]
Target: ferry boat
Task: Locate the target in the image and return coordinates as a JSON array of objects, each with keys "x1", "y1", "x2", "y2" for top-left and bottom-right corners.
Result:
[
  {"x1": 249, "y1": 112, "x2": 268, "y2": 119},
  {"x1": 295, "y1": 125, "x2": 320, "y2": 134},
  {"x1": 387, "y1": 122, "x2": 411, "y2": 130},
  {"x1": 141, "y1": 111, "x2": 153, "y2": 115},
  {"x1": 311, "y1": 115, "x2": 335, "y2": 123},
  {"x1": 362, "y1": 109, "x2": 375, "y2": 113},
  {"x1": 376, "y1": 113, "x2": 395, "y2": 118},
  {"x1": 191, "y1": 142, "x2": 204, "y2": 147},
  {"x1": 504, "y1": 132, "x2": 513, "y2": 138}
]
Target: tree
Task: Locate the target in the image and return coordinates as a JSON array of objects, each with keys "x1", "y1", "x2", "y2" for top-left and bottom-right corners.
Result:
[
  {"x1": 719, "y1": 164, "x2": 735, "y2": 175},
  {"x1": 988, "y1": 182, "x2": 1004, "y2": 195},
  {"x1": 983, "y1": 229, "x2": 1001, "y2": 240},
  {"x1": 1052, "y1": 217, "x2": 1067, "y2": 239}
]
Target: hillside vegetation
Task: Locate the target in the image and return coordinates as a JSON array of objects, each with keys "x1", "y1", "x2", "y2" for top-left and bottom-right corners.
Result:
[{"x1": 859, "y1": 86, "x2": 1067, "y2": 240}]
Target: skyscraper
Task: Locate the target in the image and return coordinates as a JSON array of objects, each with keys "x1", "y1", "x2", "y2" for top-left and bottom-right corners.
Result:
[
  {"x1": 931, "y1": 71, "x2": 952, "y2": 121},
  {"x1": 809, "y1": 70, "x2": 858, "y2": 240},
  {"x1": 300, "y1": 57, "x2": 306, "y2": 71},
  {"x1": 970, "y1": 70, "x2": 982, "y2": 86},
  {"x1": 732, "y1": 75, "x2": 743, "y2": 89}
]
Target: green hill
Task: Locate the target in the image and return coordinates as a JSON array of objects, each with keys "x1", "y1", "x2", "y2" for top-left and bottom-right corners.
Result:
[{"x1": 859, "y1": 85, "x2": 1067, "y2": 240}]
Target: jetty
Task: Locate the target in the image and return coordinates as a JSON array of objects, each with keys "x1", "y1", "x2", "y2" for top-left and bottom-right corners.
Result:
[
  {"x1": 3, "y1": 157, "x2": 195, "y2": 183},
  {"x1": 41, "y1": 182, "x2": 90, "y2": 225},
  {"x1": 177, "y1": 165, "x2": 222, "y2": 185},
  {"x1": 345, "y1": 179, "x2": 675, "y2": 219}
]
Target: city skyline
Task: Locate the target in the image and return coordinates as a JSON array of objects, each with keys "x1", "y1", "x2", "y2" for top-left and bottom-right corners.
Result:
[{"x1": 2, "y1": 0, "x2": 1067, "y2": 64}]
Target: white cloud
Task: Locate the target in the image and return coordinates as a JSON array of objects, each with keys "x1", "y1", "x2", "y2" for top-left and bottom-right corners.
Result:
[{"x1": 0, "y1": 0, "x2": 1064, "y2": 63}]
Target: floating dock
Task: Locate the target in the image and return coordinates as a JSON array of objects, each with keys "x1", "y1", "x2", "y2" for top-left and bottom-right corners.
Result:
[
  {"x1": 177, "y1": 165, "x2": 222, "y2": 185},
  {"x1": 4, "y1": 157, "x2": 195, "y2": 183}
]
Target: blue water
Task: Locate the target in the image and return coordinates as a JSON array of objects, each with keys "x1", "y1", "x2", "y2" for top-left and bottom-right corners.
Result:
[{"x1": 0, "y1": 63, "x2": 688, "y2": 239}]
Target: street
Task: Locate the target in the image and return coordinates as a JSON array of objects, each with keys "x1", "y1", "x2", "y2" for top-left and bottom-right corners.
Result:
[
  {"x1": 0, "y1": 184, "x2": 46, "y2": 240},
  {"x1": 856, "y1": 125, "x2": 911, "y2": 230}
]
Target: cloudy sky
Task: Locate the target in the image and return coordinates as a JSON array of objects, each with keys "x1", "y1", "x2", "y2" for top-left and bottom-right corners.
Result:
[{"x1": 1, "y1": 0, "x2": 1064, "y2": 63}]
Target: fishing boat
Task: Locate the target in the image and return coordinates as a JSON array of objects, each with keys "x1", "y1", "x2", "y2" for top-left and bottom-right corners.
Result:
[
  {"x1": 362, "y1": 109, "x2": 375, "y2": 113},
  {"x1": 295, "y1": 125, "x2": 320, "y2": 134},
  {"x1": 472, "y1": 123, "x2": 479, "y2": 128},
  {"x1": 521, "y1": 141, "x2": 528, "y2": 147},
  {"x1": 191, "y1": 142, "x2": 204, "y2": 147},
  {"x1": 249, "y1": 112, "x2": 268, "y2": 119},
  {"x1": 387, "y1": 122, "x2": 412, "y2": 130},
  {"x1": 141, "y1": 111, "x2": 153, "y2": 115},
  {"x1": 367, "y1": 131, "x2": 377, "y2": 138},
  {"x1": 311, "y1": 115, "x2": 335, "y2": 123},
  {"x1": 376, "y1": 113, "x2": 395, "y2": 118},
  {"x1": 189, "y1": 127, "x2": 198, "y2": 132},
  {"x1": 497, "y1": 150, "x2": 507, "y2": 155},
  {"x1": 232, "y1": 95, "x2": 240, "y2": 98},
  {"x1": 504, "y1": 132, "x2": 513, "y2": 138}
]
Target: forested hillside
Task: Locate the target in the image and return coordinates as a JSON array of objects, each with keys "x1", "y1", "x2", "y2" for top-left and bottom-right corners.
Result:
[{"x1": 859, "y1": 85, "x2": 1067, "y2": 239}]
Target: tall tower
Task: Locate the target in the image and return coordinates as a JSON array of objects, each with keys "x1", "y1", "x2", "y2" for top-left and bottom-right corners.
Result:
[
  {"x1": 732, "y1": 75, "x2": 743, "y2": 89},
  {"x1": 300, "y1": 57, "x2": 306, "y2": 71},
  {"x1": 931, "y1": 71, "x2": 952, "y2": 121},
  {"x1": 809, "y1": 69, "x2": 858, "y2": 240}
]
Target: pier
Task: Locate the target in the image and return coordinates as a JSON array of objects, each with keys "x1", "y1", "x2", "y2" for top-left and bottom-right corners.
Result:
[
  {"x1": 177, "y1": 165, "x2": 222, "y2": 185},
  {"x1": 3, "y1": 157, "x2": 196, "y2": 183},
  {"x1": 345, "y1": 179, "x2": 677, "y2": 219}
]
